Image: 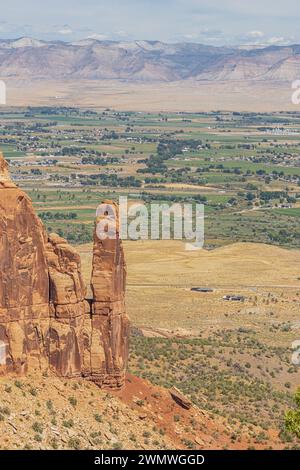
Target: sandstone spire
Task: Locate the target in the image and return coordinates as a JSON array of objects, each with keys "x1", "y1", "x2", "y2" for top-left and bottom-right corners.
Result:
[
  {"x1": 0, "y1": 152, "x2": 16, "y2": 187},
  {"x1": 89, "y1": 201, "x2": 129, "y2": 388},
  {"x1": 0, "y1": 152, "x2": 9, "y2": 178}
]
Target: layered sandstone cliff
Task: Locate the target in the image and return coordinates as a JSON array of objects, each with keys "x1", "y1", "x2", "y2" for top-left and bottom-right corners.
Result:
[
  {"x1": 0, "y1": 154, "x2": 50, "y2": 374},
  {"x1": 0, "y1": 152, "x2": 128, "y2": 389}
]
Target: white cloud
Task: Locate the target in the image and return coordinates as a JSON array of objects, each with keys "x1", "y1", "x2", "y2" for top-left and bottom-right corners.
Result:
[
  {"x1": 87, "y1": 33, "x2": 108, "y2": 40},
  {"x1": 182, "y1": 28, "x2": 225, "y2": 43},
  {"x1": 266, "y1": 36, "x2": 288, "y2": 44},
  {"x1": 114, "y1": 30, "x2": 129, "y2": 38},
  {"x1": 234, "y1": 29, "x2": 293, "y2": 47},
  {"x1": 56, "y1": 25, "x2": 73, "y2": 35},
  {"x1": 183, "y1": 33, "x2": 198, "y2": 40},
  {"x1": 248, "y1": 30, "x2": 264, "y2": 38}
]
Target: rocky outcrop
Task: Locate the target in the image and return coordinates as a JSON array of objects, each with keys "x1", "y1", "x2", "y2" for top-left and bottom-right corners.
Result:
[
  {"x1": 170, "y1": 387, "x2": 192, "y2": 410},
  {"x1": 46, "y1": 233, "x2": 88, "y2": 378},
  {"x1": 0, "y1": 153, "x2": 50, "y2": 375},
  {"x1": 0, "y1": 154, "x2": 11, "y2": 184},
  {"x1": 88, "y1": 202, "x2": 129, "y2": 388},
  {"x1": 0, "y1": 152, "x2": 129, "y2": 388}
]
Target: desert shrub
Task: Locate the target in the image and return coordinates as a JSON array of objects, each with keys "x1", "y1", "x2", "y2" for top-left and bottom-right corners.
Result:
[
  {"x1": 112, "y1": 442, "x2": 123, "y2": 450},
  {"x1": 63, "y1": 419, "x2": 74, "y2": 428},
  {"x1": 68, "y1": 438, "x2": 81, "y2": 450},
  {"x1": 51, "y1": 438, "x2": 59, "y2": 449},
  {"x1": 68, "y1": 396, "x2": 77, "y2": 407},
  {"x1": 285, "y1": 388, "x2": 300, "y2": 439},
  {"x1": 0, "y1": 406, "x2": 10, "y2": 416},
  {"x1": 94, "y1": 413, "x2": 102, "y2": 423},
  {"x1": 32, "y1": 422, "x2": 43, "y2": 434}
]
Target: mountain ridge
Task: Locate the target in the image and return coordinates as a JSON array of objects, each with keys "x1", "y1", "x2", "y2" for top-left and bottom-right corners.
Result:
[{"x1": 0, "y1": 37, "x2": 300, "y2": 82}]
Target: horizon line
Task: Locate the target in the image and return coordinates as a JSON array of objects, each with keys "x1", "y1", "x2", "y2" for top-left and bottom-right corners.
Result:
[{"x1": 0, "y1": 36, "x2": 299, "y2": 49}]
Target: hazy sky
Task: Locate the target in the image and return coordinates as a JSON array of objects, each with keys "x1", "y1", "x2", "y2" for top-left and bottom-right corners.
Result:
[{"x1": 0, "y1": 0, "x2": 299, "y2": 45}]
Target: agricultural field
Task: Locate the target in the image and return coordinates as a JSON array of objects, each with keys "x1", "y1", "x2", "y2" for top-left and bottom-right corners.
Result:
[{"x1": 1, "y1": 107, "x2": 299, "y2": 248}]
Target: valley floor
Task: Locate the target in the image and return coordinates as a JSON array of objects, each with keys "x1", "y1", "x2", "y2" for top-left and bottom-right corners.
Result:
[{"x1": 7, "y1": 79, "x2": 297, "y2": 112}]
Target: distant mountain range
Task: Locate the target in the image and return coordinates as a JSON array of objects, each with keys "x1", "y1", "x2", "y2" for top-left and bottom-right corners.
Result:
[{"x1": 0, "y1": 37, "x2": 300, "y2": 82}]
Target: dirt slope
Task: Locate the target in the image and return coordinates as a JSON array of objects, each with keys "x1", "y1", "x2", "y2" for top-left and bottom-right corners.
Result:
[{"x1": 0, "y1": 372, "x2": 284, "y2": 450}]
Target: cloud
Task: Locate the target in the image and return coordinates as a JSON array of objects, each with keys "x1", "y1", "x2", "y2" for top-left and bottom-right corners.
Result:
[
  {"x1": 234, "y1": 29, "x2": 292, "y2": 47},
  {"x1": 247, "y1": 30, "x2": 264, "y2": 38},
  {"x1": 183, "y1": 33, "x2": 198, "y2": 40},
  {"x1": 87, "y1": 33, "x2": 108, "y2": 40},
  {"x1": 0, "y1": 21, "x2": 24, "y2": 36},
  {"x1": 114, "y1": 30, "x2": 130, "y2": 38},
  {"x1": 183, "y1": 28, "x2": 225, "y2": 43},
  {"x1": 266, "y1": 36, "x2": 289, "y2": 45},
  {"x1": 57, "y1": 27, "x2": 73, "y2": 35},
  {"x1": 52, "y1": 24, "x2": 73, "y2": 35}
]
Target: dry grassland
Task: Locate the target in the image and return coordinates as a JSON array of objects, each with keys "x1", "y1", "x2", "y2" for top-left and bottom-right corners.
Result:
[
  {"x1": 78, "y1": 241, "x2": 300, "y2": 347},
  {"x1": 7, "y1": 79, "x2": 296, "y2": 112}
]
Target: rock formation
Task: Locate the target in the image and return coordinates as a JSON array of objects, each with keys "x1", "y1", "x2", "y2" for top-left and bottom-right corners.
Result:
[
  {"x1": 46, "y1": 233, "x2": 88, "y2": 378},
  {"x1": 0, "y1": 155, "x2": 11, "y2": 183},
  {"x1": 0, "y1": 152, "x2": 129, "y2": 389},
  {"x1": 0, "y1": 153, "x2": 50, "y2": 375},
  {"x1": 88, "y1": 202, "x2": 129, "y2": 388}
]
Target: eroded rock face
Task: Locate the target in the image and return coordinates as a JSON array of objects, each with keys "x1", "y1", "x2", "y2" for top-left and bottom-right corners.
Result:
[
  {"x1": 0, "y1": 154, "x2": 11, "y2": 184},
  {"x1": 0, "y1": 153, "x2": 129, "y2": 388},
  {"x1": 88, "y1": 201, "x2": 129, "y2": 388},
  {"x1": 46, "y1": 233, "x2": 88, "y2": 378},
  {"x1": 0, "y1": 153, "x2": 50, "y2": 375}
]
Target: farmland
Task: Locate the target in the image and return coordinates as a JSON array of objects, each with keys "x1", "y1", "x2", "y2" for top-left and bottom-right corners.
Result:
[{"x1": 1, "y1": 107, "x2": 299, "y2": 248}]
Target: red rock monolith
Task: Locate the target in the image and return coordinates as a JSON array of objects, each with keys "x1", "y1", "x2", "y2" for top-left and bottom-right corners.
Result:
[{"x1": 89, "y1": 201, "x2": 129, "y2": 388}]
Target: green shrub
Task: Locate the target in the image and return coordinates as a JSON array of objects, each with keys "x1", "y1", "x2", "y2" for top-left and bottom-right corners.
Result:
[
  {"x1": 32, "y1": 422, "x2": 43, "y2": 434},
  {"x1": 285, "y1": 388, "x2": 300, "y2": 438}
]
